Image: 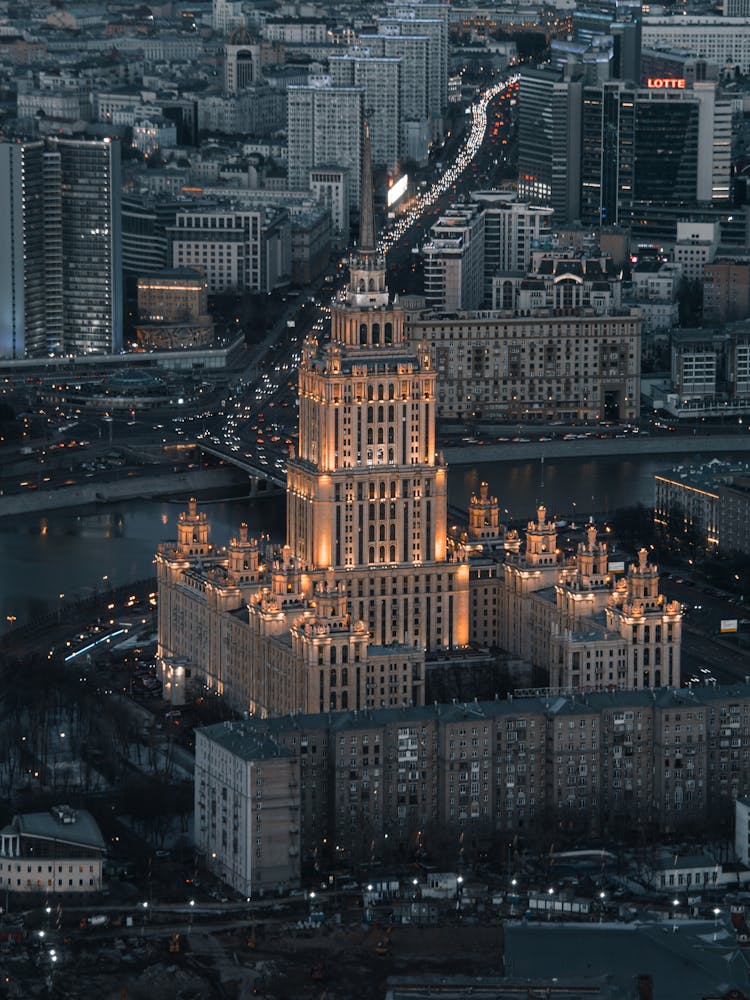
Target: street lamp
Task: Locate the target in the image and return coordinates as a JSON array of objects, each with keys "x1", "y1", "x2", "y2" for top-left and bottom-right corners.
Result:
[
  {"x1": 672, "y1": 897, "x2": 679, "y2": 932},
  {"x1": 713, "y1": 907, "x2": 721, "y2": 941}
]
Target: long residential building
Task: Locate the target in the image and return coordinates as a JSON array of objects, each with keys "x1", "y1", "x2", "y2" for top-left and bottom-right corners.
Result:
[
  {"x1": 403, "y1": 301, "x2": 641, "y2": 424},
  {"x1": 196, "y1": 682, "x2": 750, "y2": 893},
  {"x1": 643, "y1": 16, "x2": 750, "y2": 75}
]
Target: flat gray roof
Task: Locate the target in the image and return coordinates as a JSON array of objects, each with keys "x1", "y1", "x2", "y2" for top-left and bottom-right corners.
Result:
[{"x1": 504, "y1": 921, "x2": 746, "y2": 999}]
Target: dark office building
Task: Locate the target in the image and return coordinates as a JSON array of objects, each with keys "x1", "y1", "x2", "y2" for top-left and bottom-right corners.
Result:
[
  {"x1": 581, "y1": 81, "x2": 635, "y2": 227},
  {"x1": 580, "y1": 81, "x2": 729, "y2": 236},
  {"x1": 517, "y1": 67, "x2": 582, "y2": 225}
]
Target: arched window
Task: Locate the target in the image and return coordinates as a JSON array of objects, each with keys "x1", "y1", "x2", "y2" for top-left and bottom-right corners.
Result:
[
  {"x1": 341, "y1": 690, "x2": 348, "y2": 710},
  {"x1": 378, "y1": 404, "x2": 384, "y2": 422},
  {"x1": 367, "y1": 385, "x2": 374, "y2": 401},
  {"x1": 368, "y1": 525, "x2": 375, "y2": 542},
  {"x1": 379, "y1": 502, "x2": 386, "y2": 520},
  {"x1": 368, "y1": 278, "x2": 375, "y2": 291},
  {"x1": 385, "y1": 323, "x2": 393, "y2": 344},
  {"x1": 388, "y1": 426, "x2": 394, "y2": 443},
  {"x1": 369, "y1": 546, "x2": 375, "y2": 563},
  {"x1": 377, "y1": 427, "x2": 384, "y2": 444},
  {"x1": 502, "y1": 280, "x2": 513, "y2": 310},
  {"x1": 341, "y1": 646, "x2": 348, "y2": 664},
  {"x1": 379, "y1": 481, "x2": 386, "y2": 498},
  {"x1": 390, "y1": 545, "x2": 396, "y2": 562},
  {"x1": 360, "y1": 323, "x2": 367, "y2": 345},
  {"x1": 330, "y1": 647, "x2": 337, "y2": 665},
  {"x1": 341, "y1": 667, "x2": 348, "y2": 686},
  {"x1": 389, "y1": 523, "x2": 396, "y2": 540},
  {"x1": 372, "y1": 323, "x2": 380, "y2": 345},
  {"x1": 369, "y1": 483, "x2": 375, "y2": 500},
  {"x1": 367, "y1": 405, "x2": 374, "y2": 422},
  {"x1": 390, "y1": 481, "x2": 397, "y2": 497},
  {"x1": 378, "y1": 384, "x2": 384, "y2": 400},
  {"x1": 388, "y1": 405, "x2": 394, "y2": 422},
  {"x1": 379, "y1": 545, "x2": 385, "y2": 562},
  {"x1": 379, "y1": 524, "x2": 386, "y2": 541},
  {"x1": 330, "y1": 691, "x2": 337, "y2": 710},
  {"x1": 330, "y1": 666, "x2": 336, "y2": 684},
  {"x1": 367, "y1": 428, "x2": 373, "y2": 445},
  {"x1": 388, "y1": 382, "x2": 395, "y2": 399}
]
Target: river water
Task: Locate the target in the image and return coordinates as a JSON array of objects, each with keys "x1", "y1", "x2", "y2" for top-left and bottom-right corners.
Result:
[{"x1": 0, "y1": 449, "x2": 743, "y2": 630}]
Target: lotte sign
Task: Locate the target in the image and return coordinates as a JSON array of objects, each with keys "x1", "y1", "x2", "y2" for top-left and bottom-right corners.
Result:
[{"x1": 647, "y1": 77, "x2": 686, "y2": 89}]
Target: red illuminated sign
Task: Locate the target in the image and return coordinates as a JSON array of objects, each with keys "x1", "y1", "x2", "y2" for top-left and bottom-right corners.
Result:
[{"x1": 646, "y1": 77, "x2": 686, "y2": 89}]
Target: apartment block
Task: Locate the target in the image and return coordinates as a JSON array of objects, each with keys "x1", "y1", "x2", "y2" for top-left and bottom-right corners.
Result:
[
  {"x1": 195, "y1": 683, "x2": 750, "y2": 889},
  {"x1": 287, "y1": 84, "x2": 363, "y2": 208},
  {"x1": 703, "y1": 261, "x2": 750, "y2": 325},
  {"x1": 404, "y1": 304, "x2": 641, "y2": 423},
  {"x1": 0, "y1": 137, "x2": 122, "y2": 358},
  {"x1": 422, "y1": 205, "x2": 486, "y2": 312},
  {"x1": 195, "y1": 725, "x2": 301, "y2": 896}
]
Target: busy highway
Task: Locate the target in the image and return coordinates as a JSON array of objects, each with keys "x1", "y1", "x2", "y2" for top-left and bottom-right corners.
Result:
[{"x1": 191, "y1": 75, "x2": 520, "y2": 473}]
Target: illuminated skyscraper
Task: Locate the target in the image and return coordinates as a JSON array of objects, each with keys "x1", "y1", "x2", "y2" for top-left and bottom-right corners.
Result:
[
  {"x1": 0, "y1": 136, "x2": 122, "y2": 358},
  {"x1": 286, "y1": 122, "x2": 470, "y2": 649},
  {"x1": 158, "y1": 126, "x2": 469, "y2": 719}
]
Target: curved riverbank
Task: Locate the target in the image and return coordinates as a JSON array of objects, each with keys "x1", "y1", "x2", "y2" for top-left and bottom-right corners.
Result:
[
  {"x1": 0, "y1": 466, "x2": 247, "y2": 519},
  {"x1": 443, "y1": 432, "x2": 750, "y2": 466}
]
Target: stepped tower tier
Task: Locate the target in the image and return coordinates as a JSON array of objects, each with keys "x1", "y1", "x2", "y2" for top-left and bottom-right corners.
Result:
[{"x1": 285, "y1": 117, "x2": 468, "y2": 651}]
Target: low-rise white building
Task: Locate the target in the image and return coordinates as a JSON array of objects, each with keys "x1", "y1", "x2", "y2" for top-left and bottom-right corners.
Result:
[{"x1": 0, "y1": 805, "x2": 106, "y2": 894}]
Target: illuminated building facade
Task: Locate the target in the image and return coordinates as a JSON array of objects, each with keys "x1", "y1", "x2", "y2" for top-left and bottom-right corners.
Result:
[
  {"x1": 480, "y1": 511, "x2": 682, "y2": 691},
  {"x1": 157, "y1": 126, "x2": 470, "y2": 717}
]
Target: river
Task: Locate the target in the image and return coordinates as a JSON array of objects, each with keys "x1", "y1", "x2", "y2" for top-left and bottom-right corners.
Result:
[{"x1": 0, "y1": 450, "x2": 745, "y2": 630}]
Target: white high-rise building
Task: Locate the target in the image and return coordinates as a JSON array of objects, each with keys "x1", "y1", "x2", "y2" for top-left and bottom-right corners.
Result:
[
  {"x1": 310, "y1": 167, "x2": 350, "y2": 249},
  {"x1": 212, "y1": 0, "x2": 244, "y2": 34},
  {"x1": 329, "y1": 54, "x2": 401, "y2": 170},
  {"x1": 0, "y1": 141, "x2": 46, "y2": 359},
  {"x1": 287, "y1": 83, "x2": 364, "y2": 209},
  {"x1": 360, "y1": 32, "x2": 430, "y2": 159},
  {"x1": 422, "y1": 205, "x2": 486, "y2": 312},
  {"x1": 470, "y1": 191, "x2": 555, "y2": 306},
  {"x1": 378, "y1": 3, "x2": 448, "y2": 139},
  {"x1": 383, "y1": 1, "x2": 449, "y2": 118}
]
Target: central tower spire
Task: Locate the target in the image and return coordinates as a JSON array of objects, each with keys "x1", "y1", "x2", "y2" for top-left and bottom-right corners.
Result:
[
  {"x1": 344, "y1": 119, "x2": 389, "y2": 311},
  {"x1": 359, "y1": 120, "x2": 376, "y2": 254}
]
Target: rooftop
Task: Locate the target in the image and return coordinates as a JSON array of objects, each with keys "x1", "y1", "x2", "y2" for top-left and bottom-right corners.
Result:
[{"x1": 2, "y1": 807, "x2": 106, "y2": 852}]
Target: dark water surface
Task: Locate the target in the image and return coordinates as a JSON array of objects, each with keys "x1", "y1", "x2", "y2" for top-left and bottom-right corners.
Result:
[{"x1": 0, "y1": 449, "x2": 742, "y2": 628}]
